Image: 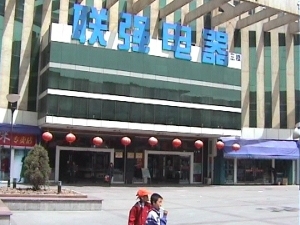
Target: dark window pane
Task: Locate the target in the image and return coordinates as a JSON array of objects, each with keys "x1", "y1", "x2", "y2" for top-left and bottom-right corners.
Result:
[
  {"x1": 102, "y1": 100, "x2": 115, "y2": 120},
  {"x1": 73, "y1": 97, "x2": 87, "y2": 118},
  {"x1": 88, "y1": 99, "x2": 102, "y2": 119}
]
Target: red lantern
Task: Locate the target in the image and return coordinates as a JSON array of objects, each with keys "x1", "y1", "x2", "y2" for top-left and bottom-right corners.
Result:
[
  {"x1": 172, "y1": 138, "x2": 182, "y2": 148},
  {"x1": 232, "y1": 143, "x2": 240, "y2": 151},
  {"x1": 216, "y1": 141, "x2": 224, "y2": 150},
  {"x1": 194, "y1": 140, "x2": 203, "y2": 149},
  {"x1": 93, "y1": 137, "x2": 103, "y2": 146},
  {"x1": 66, "y1": 133, "x2": 76, "y2": 144},
  {"x1": 148, "y1": 137, "x2": 158, "y2": 147},
  {"x1": 42, "y1": 132, "x2": 53, "y2": 142},
  {"x1": 121, "y1": 137, "x2": 131, "y2": 146}
]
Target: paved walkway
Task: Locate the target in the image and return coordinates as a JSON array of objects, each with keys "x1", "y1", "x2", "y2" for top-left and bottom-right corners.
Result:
[{"x1": 10, "y1": 185, "x2": 299, "y2": 225}]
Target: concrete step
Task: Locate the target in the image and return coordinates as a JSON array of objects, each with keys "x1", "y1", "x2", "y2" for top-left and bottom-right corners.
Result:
[{"x1": 1, "y1": 197, "x2": 103, "y2": 211}]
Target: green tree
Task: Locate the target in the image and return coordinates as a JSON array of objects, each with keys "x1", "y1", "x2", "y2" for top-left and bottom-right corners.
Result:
[{"x1": 24, "y1": 145, "x2": 51, "y2": 190}]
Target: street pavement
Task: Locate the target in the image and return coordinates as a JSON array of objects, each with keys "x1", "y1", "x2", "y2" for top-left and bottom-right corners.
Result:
[{"x1": 9, "y1": 185, "x2": 299, "y2": 225}]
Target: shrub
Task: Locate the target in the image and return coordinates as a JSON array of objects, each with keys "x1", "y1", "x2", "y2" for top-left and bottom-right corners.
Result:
[{"x1": 24, "y1": 145, "x2": 51, "y2": 190}]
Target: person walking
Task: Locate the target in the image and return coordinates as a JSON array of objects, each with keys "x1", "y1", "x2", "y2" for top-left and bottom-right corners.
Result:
[
  {"x1": 107, "y1": 163, "x2": 114, "y2": 186},
  {"x1": 128, "y1": 188, "x2": 152, "y2": 225},
  {"x1": 146, "y1": 193, "x2": 168, "y2": 225}
]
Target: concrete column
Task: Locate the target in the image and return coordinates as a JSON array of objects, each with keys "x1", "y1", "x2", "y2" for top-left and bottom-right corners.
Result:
[
  {"x1": 108, "y1": 0, "x2": 119, "y2": 32},
  {"x1": 132, "y1": 0, "x2": 142, "y2": 16},
  {"x1": 94, "y1": 0, "x2": 103, "y2": 8},
  {"x1": 233, "y1": 158, "x2": 237, "y2": 184},
  {"x1": 59, "y1": 0, "x2": 70, "y2": 24},
  {"x1": 166, "y1": 0, "x2": 173, "y2": 23},
  {"x1": 285, "y1": 32, "x2": 296, "y2": 128},
  {"x1": 271, "y1": 159, "x2": 275, "y2": 183},
  {"x1": 18, "y1": 0, "x2": 35, "y2": 111},
  {"x1": 270, "y1": 32, "x2": 280, "y2": 128},
  {"x1": 195, "y1": 0, "x2": 203, "y2": 46},
  {"x1": 0, "y1": 0, "x2": 16, "y2": 108},
  {"x1": 40, "y1": 0, "x2": 53, "y2": 50},
  {"x1": 241, "y1": 29, "x2": 250, "y2": 127},
  {"x1": 150, "y1": 0, "x2": 159, "y2": 38},
  {"x1": 292, "y1": 160, "x2": 295, "y2": 185},
  {"x1": 226, "y1": 25, "x2": 235, "y2": 52},
  {"x1": 256, "y1": 26, "x2": 265, "y2": 128},
  {"x1": 36, "y1": 0, "x2": 53, "y2": 111}
]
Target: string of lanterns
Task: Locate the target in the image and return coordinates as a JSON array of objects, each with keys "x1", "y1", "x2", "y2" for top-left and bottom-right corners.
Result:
[{"x1": 41, "y1": 131, "x2": 241, "y2": 151}]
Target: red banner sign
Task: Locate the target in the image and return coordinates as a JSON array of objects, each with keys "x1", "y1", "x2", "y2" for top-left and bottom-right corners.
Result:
[{"x1": 0, "y1": 132, "x2": 36, "y2": 147}]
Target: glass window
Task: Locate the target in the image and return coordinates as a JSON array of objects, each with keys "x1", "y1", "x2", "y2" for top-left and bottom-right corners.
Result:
[
  {"x1": 224, "y1": 159, "x2": 234, "y2": 184},
  {"x1": 115, "y1": 102, "x2": 129, "y2": 122},
  {"x1": 58, "y1": 96, "x2": 73, "y2": 117},
  {"x1": 102, "y1": 100, "x2": 115, "y2": 120},
  {"x1": 51, "y1": 0, "x2": 60, "y2": 23},
  {"x1": 142, "y1": 104, "x2": 154, "y2": 124},
  {"x1": 154, "y1": 105, "x2": 166, "y2": 124},
  {"x1": 88, "y1": 99, "x2": 102, "y2": 120},
  {"x1": 237, "y1": 159, "x2": 272, "y2": 184},
  {"x1": 113, "y1": 151, "x2": 124, "y2": 182},
  {"x1": 73, "y1": 97, "x2": 87, "y2": 118},
  {"x1": 0, "y1": 148, "x2": 11, "y2": 181},
  {"x1": 129, "y1": 103, "x2": 142, "y2": 123},
  {"x1": 48, "y1": 95, "x2": 58, "y2": 115}
]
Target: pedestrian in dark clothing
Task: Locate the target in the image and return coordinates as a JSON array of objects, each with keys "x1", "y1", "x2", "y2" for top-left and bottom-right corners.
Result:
[
  {"x1": 107, "y1": 163, "x2": 114, "y2": 186},
  {"x1": 271, "y1": 167, "x2": 277, "y2": 184}
]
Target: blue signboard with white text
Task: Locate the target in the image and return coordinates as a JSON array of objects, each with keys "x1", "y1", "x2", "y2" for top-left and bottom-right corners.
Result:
[{"x1": 72, "y1": 4, "x2": 233, "y2": 67}]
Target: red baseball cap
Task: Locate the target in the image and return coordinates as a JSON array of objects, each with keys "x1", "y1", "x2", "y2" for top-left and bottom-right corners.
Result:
[{"x1": 136, "y1": 188, "x2": 151, "y2": 197}]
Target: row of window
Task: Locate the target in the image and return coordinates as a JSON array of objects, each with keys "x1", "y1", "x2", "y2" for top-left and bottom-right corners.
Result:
[
  {"x1": 38, "y1": 95, "x2": 241, "y2": 130},
  {"x1": 39, "y1": 69, "x2": 241, "y2": 108},
  {"x1": 41, "y1": 42, "x2": 241, "y2": 87}
]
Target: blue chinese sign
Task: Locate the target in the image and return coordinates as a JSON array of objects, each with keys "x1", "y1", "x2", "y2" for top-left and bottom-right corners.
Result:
[
  {"x1": 202, "y1": 29, "x2": 228, "y2": 66},
  {"x1": 72, "y1": 4, "x2": 229, "y2": 66}
]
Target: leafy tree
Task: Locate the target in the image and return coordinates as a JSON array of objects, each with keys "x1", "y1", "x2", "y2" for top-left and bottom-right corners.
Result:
[{"x1": 24, "y1": 145, "x2": 51, "y2": 190}]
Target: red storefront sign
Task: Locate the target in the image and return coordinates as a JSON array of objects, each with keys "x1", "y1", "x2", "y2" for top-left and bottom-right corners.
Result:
[{"x1": 0, "y1": 132, "x2": 36, "y2": 147}]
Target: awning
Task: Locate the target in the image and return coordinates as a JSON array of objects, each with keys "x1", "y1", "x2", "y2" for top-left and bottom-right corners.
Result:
[
  {"x1": 0, "y1": 123, "x2": 41, "y2": 135},
  {"x1": 221, "y1": 137, "x2": 300, "y2": 160}
]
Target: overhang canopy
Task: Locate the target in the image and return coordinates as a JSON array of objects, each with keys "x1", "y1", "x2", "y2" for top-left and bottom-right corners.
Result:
[
  {"x1": 221, "y1": 137, "x2": 300, "y2": 160},
  {"x1": 0, "y1": 124, "x2": 41, "y2": 135}
]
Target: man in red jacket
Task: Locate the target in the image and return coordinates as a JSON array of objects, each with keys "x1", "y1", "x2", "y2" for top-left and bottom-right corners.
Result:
[{"x1": 128, "y1": 188, "x2": 152, "y2": 225}]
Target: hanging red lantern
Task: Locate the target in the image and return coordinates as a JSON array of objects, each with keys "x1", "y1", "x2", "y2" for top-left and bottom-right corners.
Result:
[
  {"x1": 216, "y1": 141, "x2": 224, "y2": 150},
  {"x1": 121, "y1": 137, "x2": 131, "y2": 146},
  {"x1": 93, "y1": 137, "x2": 103, "y2": 146},
  {"x1": 194, "y1": 140, "x2": 203, "y2": 149},
  {"x1": 232, "y1": 143, "x2": 240, "y2": 151},
  {"x1": 42, "y1": 132, "x2": 53, "y2": 142},
  {"x1": 148, "y1": 137, "x2": 158, "y2": 147},
  {"x1": 66, "y1": 133, "x2": 76, "y2": 144},
  {"x1": 172, "y1": 138, "x2": 182, "y2": 148}
]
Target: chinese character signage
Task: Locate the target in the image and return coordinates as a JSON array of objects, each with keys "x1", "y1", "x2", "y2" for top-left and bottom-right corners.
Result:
[
  {"x1": 162, "y1": 23, "x2": 191, "y2": 61},
  {"x1": 0, "y1": 132, "x2": 36, "y2": 147},
  {"x1": 71, "y1": 4, "x2": 241, "y2": 67},
  {"x1": 202, "y1": 29, "x2": 228, "y2": 66}
]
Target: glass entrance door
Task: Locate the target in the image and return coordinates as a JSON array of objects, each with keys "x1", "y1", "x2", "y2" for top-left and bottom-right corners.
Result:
[
  {"x1": 148, "y1": 154, "x2": 191, "y2": 184},
  {"x1": 59, "y1": 150, "x2": 110, "y2": 183},
  {"x1": 179, "y1": 156, "x2": 190, "y2": 184}
]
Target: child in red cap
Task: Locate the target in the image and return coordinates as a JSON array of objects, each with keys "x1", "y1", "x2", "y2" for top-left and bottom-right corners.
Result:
[{"x1": 128, "y1": 188, "x2": 152, "y2": 225}]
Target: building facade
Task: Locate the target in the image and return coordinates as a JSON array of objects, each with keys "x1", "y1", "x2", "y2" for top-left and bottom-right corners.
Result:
[{"x1": 0, "y1": 0, "x2": 299, "y2": 185}]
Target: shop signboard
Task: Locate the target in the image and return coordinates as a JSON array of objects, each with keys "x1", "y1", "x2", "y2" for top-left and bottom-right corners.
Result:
[
  {"x1": 0, "y1": 132, "x2": 36, "y2": 147},
  {"x1": 71, "y1": 4, "x2": 242, "y2": 68}
]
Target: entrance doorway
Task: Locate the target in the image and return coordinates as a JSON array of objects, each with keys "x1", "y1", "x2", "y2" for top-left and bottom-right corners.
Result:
[
  {"x1": 55, "y1": 146, "x2": 114, "y2": 183},
  {"x1": 144, "y1": 150, "x2": 194, "y2": 184}
]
